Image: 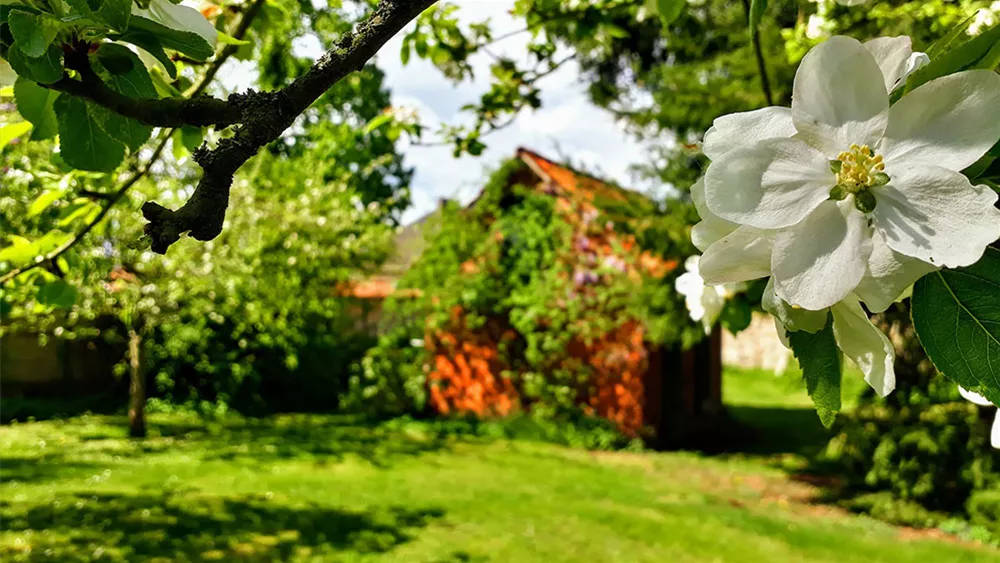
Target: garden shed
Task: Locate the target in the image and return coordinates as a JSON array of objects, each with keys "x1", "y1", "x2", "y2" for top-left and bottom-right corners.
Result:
[{"x1": 352, "y1": 148, "x2": 724, "y2": 449}]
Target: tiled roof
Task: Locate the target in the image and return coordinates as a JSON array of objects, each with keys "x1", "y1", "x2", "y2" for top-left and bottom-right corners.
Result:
[{"x1": 344, "y1": 147, "x2": 670, "y2": 298}]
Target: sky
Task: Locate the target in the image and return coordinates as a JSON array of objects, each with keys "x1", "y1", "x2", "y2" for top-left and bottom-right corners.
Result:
[
  {"x1": 226, "y1": 1, "x2": 655, "y2": 224},
  {"x1": 373, "y1": 1, "x2": 653, "y2": 224}
]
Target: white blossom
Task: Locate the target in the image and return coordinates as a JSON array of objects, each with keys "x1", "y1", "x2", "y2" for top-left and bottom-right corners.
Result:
[
  {"x1": 969, "y1": 2, "x2": 1000, "y2": 36},
  {"x1": 958, "y1": 387, "x2": 1000, "y2": 449},
  {"x1": 703, "y1": 35, "x2": 1000, "y2": 311},
  {"x1": 764, "y1": 280, "x2": 895, "y2": 396},
  {"x1": 674, "y1": 256, "x2": 745, "y2": 335}
]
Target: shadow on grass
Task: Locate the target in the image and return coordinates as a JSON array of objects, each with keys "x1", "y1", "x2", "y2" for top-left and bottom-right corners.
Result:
[
  {"x1": 722, "y1": 405, "x2": 832, "y2": 458},
  {"x1": 1, "y1": 491, "x2": 444, "y2": 562},
  {"x1": 67, "y1": 414, "x2": 462, "y2": 468},
  {"x1": 0, "y1": 455, "x2": 106, "y2": 486}
]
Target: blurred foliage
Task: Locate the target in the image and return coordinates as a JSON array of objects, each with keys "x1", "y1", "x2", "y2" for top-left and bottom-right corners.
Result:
[{"x1": 0, "y1": 0, "x2": 413, "y2": 414}]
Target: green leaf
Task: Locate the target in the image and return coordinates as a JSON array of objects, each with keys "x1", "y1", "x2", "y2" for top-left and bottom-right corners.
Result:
[
  {"x1": 5, "y1": 43, "x2": 63, "y2": 84},
  {"x1": 14, "y1": 77, "x2": 59, "y2": 140},
  {"x1": 27, "y1": 189, "x2": 65, "y2": 218},
  {"x1": 430, "y1": 45, "x2": 450, "y2": 66},
  {"x1": 37, "y1": 279, "x2": 78, "y2": 309},
  {"x1": 904, "y1": 24, "x2": 1000, "y2": 93},
  {"x1": 788, "y1": 313, "x2": 842, "y2": 427},
  {"x1": 216, "y1": 30, "x2": 250, "y2": 46},
  {"x1": 0, "y1": 121, "x2": 33, "y2": 150},
  {"x1": 912, "y1": 247, "x2": 1000, "y2": 405},
  {"x1": 654, "y1": 0, "x2": 685, "y2": 28},
  {"x1": 963, "y1": 154, "x2": 996, "y2": 181},
  {"x1": 363, "y1": 113, "x2": 393, "y2": 135},
  {"x1": 54, "y1": 95, "x2": 125, "y2": 172},
  {"x1": 0, "y1": 235, "x2": 37, "y2": 265},
  {"x1": 748, "y1": 0, "x2": 768, "y2": 38},
  {"x1": 399, "y1": 42, "x2": 411, "y2": 65},
  {"x1": 96, "y1": 0, "x2": 130, "y2": 31},
  {"x1": 94, "y1": 44, "x2": 156, "y2": 98},
  {"x1": 57, "y1": 199, "x2": 101, "y2": 226},
  {"x1": 128, "y1": 15, "x2": 215, "y2": 61},
  {"x1": 927, "y1": 12, "x2": 979, "y2": 60},
  {"x1": 719, "y1": 298, "x2": 752, "y2": 334},
  {"x1": 90, "y1": 44, "x2": 154, "y2": 150},
  {"x1": 64, "y1": 0, "x2": 105, "y2": 17},
  {"x1": 111, "y1": 29, "x2": 178, "y2": 79},
  {"x1": 8, "y1": 10, "x2": 59, "y2": 59},
  {"x1": 179, "y1": 125, "x2": 203, "y2": 151}
]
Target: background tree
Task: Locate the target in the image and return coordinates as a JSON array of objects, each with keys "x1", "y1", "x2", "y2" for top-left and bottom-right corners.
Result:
[{"x1": 1, "y1": 0, "x2": 415, "y2": 424}]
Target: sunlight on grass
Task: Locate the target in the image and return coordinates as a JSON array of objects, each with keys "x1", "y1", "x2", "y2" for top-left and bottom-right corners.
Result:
[{"x1": 1, "y1": 413, "x2": 995, "y2": 562}]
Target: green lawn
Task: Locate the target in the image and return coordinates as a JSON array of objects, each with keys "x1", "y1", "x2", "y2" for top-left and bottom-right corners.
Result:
[{"x1": 1, "y1": 391, "x2": 996, "y2": 562}]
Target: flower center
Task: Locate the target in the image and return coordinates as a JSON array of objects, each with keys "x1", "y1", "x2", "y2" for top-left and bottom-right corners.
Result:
[
  {"x1": 829, "y1": 144, "x2": 889, "y2": 213},
  {"x1": 835, "y1": 144, "x2": 886, "y2": 191}
]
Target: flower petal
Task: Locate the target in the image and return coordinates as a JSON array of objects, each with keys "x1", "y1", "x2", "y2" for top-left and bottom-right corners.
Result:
[
  {"x1": 699, "y1": 226, "x2": 774, "y2": 284},
  {"x1": 872, "y1": 166, "x2": 1000, "y2": 268},
  {"x1": 792, "y1": 36, "x2": 889, "y2": 156},
  {"x1": 704, "y1": 137, "x2": 834, "y2": 229},
  {"x1": 773, "y1": 316, "x2": 791, "y2": 349},
  {"x1": 854, "y1": 230, "x2": 937, "y2": 313},
  {"x1": 993, "y1": 412, "x2": 1000, "y2": 449},
  {"x1": 772, "y1": 198, "x2": 872, "y2": 310},
  {"x1": 701, "y1": 286, "x2": 726, "y2": 334},
  {"x1": 831, "y1": 298, "x2": 895, "y2": 397},
  {"x1": 879, "y1": 69, "x2": 1000, "y2": 172},
  {"x1": 703, "y1": 107, "x2": 796, "y2": 161},
  {"x1": 959, "y1": 386, "x2": 995, "y2": 407},
  {"x1": 761, "y1": 277, "x2": 829, "y2": 333},
  {"x1": 693, "y1": 218, "x2": 737, "y2": 253},
  {"x1": 863, "y1": 36, "x2": 912, "y2": 93},
  {"x1": 691, "y1": 177, "x2": 738, "y2": 251}
]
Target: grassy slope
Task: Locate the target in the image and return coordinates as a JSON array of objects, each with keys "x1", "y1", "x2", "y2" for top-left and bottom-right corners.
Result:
[{"x1": 1, "y1": 406, "x2": 995, "y2": 562}]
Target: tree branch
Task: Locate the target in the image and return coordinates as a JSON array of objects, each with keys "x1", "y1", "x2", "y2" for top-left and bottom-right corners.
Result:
[
  {"x1": 141, "y1": 0, "x2": 438, "y2": 254},
  {"x1": 53, "y1": 50, "x2": 242, "y2": 127},
  {"x1": 0, "y1": 2, "x2": 270, "y2": 285}
]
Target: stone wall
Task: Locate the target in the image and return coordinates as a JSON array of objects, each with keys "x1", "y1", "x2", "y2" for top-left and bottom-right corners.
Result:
[
  {"x1": 722, "y1": 313, "x2": 793, "y2": 373},
  {"x1": 0, "y1": 333, "x2": 122, "y2": 397}
]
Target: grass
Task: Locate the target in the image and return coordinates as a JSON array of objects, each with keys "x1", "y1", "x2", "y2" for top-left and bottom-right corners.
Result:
[
  {"x1": 2, "y1": 401, "x2": 997, "y2": 562},
  {"x1": 722, "y1": 365, "x2": 869, "y2": 460}
]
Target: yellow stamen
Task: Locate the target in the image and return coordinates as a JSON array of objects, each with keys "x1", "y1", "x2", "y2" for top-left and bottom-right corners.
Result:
[{"x1": 835, "y1": 144, "x2": 886, "y2": 193}]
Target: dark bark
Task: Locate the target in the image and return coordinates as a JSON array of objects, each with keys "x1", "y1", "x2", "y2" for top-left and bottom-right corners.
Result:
[{"x1": 127, "y1": 329, "x2": 146, "y2": 438}]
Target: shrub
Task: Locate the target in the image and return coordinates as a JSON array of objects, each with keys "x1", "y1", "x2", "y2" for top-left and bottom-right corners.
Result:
[
  {"x1": 839, "y1": 492, "x2": 946, "y2": 529},
  {"x1": 967, "y1": 489, "x2": 1000, "y2": 537},
  {"x1": 823, "y1": 401, "x2": 999, "y2": 515}
]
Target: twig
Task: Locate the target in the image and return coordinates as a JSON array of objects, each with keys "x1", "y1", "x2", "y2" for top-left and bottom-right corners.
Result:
[
  {"x1": 0, "y1": 134, "x2": 171, "y2": 285},
  {"x1": 741, "y1": 0, "x2": 774, "y2": 106},
  {"x1": 412, "y1": 54, "x2": 575, "y2": 148}
]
